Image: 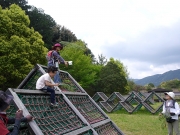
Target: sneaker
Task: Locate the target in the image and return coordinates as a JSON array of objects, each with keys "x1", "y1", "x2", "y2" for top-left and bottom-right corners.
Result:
[
  {"x1": 50, "y1": 102, "x2": 58, "y2": 107},
  {"x1": 54, "y1": 102, "x2": 58, "y2": 106}
]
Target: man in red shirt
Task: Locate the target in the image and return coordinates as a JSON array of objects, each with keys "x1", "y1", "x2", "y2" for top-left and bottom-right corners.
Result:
[{"x1": 0, "y1": 91, "x2": 33, "y2": 135}]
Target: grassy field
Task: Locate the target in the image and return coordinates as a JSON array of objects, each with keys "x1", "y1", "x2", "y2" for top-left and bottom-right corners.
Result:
[{"x1": 107, "y1": 104, "x2": 168, "y2": 135}]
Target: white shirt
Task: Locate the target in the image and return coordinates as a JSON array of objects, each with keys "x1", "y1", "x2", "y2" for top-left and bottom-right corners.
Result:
[
  {"x1": 36, "y1": 73, "x2": 51, "y2": 89},
  {"x1": 162, "y1": 100, "x2": 180, "y2": 120}
]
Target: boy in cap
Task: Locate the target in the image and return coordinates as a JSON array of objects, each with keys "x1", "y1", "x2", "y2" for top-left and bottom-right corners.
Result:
[
  {"x1": 36, "y1": 66, "x2": 59, "y2": 106},
  {"x1": 0, "y1": 91, "x2": 33, "y2": 135},
  {"x1": 162, "y1": 92, "x2": 180, "y2": 135}
]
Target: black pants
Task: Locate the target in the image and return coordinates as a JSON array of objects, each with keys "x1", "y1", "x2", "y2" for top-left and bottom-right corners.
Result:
[{"x1": 41, "y1": 86, "x2": 55, "y2": 104}]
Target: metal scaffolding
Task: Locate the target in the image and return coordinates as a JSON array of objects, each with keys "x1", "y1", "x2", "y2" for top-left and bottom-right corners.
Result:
[
  {"x1": 6, "y1": 64, "x2": 124, "y2": 135},
  {"x1": 92, "y1": 91, "x2": 164, "y2": 114}
]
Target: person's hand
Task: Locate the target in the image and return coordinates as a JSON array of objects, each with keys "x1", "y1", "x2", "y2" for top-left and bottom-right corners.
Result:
[
  {"x1": 26, "y1": 115, "x2": 33, "y2": 122},
  {"x1": 64, "y1": 61, "x2": 68, "y2": 66},
  {"x1": 54, "y1": 83, "x2": 59, "y2": 86},
  {"x1": 15, "y1": 109, "x2": 23, "y2": 120}
]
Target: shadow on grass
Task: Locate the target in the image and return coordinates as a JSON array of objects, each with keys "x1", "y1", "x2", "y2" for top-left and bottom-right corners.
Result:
[{"x1": 105, "y1": 107, "x2": 161, "y2": 116}]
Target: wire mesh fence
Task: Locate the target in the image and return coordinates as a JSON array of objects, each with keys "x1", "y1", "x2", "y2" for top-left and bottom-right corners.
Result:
[
  {"x1": 78, "y1": 130, "x2": 93, "y2": 135},
  {"x1": 6, "y1": 105, "x2": 30, "y2": 134},
  {"x1": 59, "y1": 72, "x2": 82, "y2": 92},
  {"x1": 95, "y1": 122, "x2": 121, "y2": 135},
  {"x1": 19, "y1": 65, "x2": 84, "y2": 92},
  {"x1": 22, "y1": 70, "x2": 42, "y2": 90},
  {"x1": 18, "y1": 93, "x2": 87, "y2": 135},
  {"x1": 9, "y1": 64, "x2": 125, "y2": 134},
  {"x1": 67, "y1": 95, "x2": 107, "y2": 124}
]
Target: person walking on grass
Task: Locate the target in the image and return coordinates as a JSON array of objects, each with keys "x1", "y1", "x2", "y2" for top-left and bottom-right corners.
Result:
[
  {"x1": 161, "y1": 92, "x2": 180, "y2": 135},
  {"x1": 47, "y1": 43, "x2": 68, "y2": 84},
  {"x1": 36, "y1": 66, "x2": 59, "y2": 107},
  {"x1": 0, "y1": 91, "x2": 33, "y2": 135}
]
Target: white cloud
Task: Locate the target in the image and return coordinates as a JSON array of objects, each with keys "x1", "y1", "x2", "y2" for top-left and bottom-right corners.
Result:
[
  {"x1": 28, "y1": 0, "x2": 180, "y2": 79},
  {"x1": 150, "y1": 65, "x2": 154, "y2": 69}
]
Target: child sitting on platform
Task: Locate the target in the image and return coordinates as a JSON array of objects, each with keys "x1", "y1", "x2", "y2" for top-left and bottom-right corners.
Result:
[{"x1": 36, "y1": 66, "x2": 59, "y2": 106}]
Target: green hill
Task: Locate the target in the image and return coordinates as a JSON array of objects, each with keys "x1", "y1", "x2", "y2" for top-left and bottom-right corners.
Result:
[{"x1": 134, "y1": 69, "x2": 180, "y2": 86}]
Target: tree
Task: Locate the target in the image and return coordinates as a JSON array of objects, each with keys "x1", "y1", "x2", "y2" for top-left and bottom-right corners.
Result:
[
  {"x1": 148, "y1": 83, "x2": 155, "y2": 88},
  {"x1": 27, "y1": 6, "x2": 56, "y2": 49},
  {"x1": 0, "y1": 0, "x2": 30, "y2": 10},
  {"x1": 96, "y1": 54, "x2": 107, "y2": 66},
  {"x1": 59, "y1": 26, "x2": 77, "y2": 42},
  {"x1": 97, "y1": 58, "x2": 129, "y2": 94},
  {"x1": 0, "y1": 1, "x2": 78, "y2": 50},
  {"x1": 128, "y1": 80, "x2": 136, "y2": 91},
  {"x1": 145, "y1": 83, "x2": 155, "y2": 91},
  {"x1": 160, "y1": 79, "x2": 180, "y2": 90},
  {"x1": 59, "y1": 41, "x2": 97, "y2": 89},
  {"x1": 133, "y1": 85, "x2": 145, "y2": 92},
  {"x1": 0, "y1": 4, "x2": 47, "y2": 90},
  {"x1": 60, "y1": 40, "x2": 95, "y2": 61}
]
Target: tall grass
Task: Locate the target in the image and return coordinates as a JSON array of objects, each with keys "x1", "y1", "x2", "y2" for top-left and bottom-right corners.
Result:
[{"x1": 107, "y1": 106, "x2": 168, "y2": 135}]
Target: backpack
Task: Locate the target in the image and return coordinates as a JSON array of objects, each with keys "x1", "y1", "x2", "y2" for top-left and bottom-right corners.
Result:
[
  {"x1": 164, "y1": 99, "x2": 180, "y2": 117},
  {"x1": 46, "y1": 50, "x2": 54, "y2": 61},
  {"x1": 164, "y1": 99, "x2": 176, "y2": 109}
]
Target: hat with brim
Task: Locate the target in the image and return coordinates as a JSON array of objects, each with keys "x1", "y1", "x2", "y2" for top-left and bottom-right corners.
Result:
[
  {"x1": 164, "y1": 92, "x2": 175, "y2": 99},
  {"x1": 52, "y1": 43, "x2": 63, "y2": 50},
  {"x1": 0, "y1": 91, "x2": 13, "y2": 111}
]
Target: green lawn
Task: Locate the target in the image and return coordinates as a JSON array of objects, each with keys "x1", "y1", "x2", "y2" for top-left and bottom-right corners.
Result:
[{"x1": 107, "y1": 105, "x2": 168, "y2": 135}]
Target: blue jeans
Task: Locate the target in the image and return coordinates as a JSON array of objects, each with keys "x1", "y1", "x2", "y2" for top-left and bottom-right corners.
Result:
[
  {"x1": 54, "y1": 71, "x2": 62, "y2": 83},
  {"x1": 48, "y1": 64, "x2": 62, "y2": 83},
  {"x1": 41, "y1": 86, "x2": 55, "y2": 104}
]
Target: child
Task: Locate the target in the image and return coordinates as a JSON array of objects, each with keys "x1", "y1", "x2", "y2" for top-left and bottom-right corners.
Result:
[
  {"x1": 36, "y1": 66, "x2": 59, "y2": 106},
  {"x1": 0, "y1": 91, "x2": 33, "y2": 135},
  {"x1": 47, "y1": 43, "x2": 68, "y2": 83},
  {"x1": 162, "y1": 92, "x2": 180, "y2": 135}
]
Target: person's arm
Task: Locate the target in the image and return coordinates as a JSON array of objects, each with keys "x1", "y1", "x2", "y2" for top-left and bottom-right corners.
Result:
[
  {"x1": 7, "y1": 110, "x2": 23, "y2": 135},
  {"x1": 174, "y1": 102, "x2": 180, "y2": 115},
  {"x1": 7, "y1": 119, "x2": 21, "y2": 135},
  {"x1": 7, "y1": 117, "x2": 27, "y2": 124},
  {"x1": 162, "y1": 102, "x2": 165, "y2": 114},
  {"x1": 45, "y1": 80, "x2": 59, "y2": 87},
  {"x1": 53, "y1": 51, "x2": 65, "y2": 64}
]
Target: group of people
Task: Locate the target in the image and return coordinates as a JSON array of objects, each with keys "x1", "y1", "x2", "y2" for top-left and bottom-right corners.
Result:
[
  {"x1": 1, "y1": 43, "x2": 180, "y2": 135},
  {"x1": 0, "y1": 43, "x2": 68, "y2": 134},
  {"x1": 36, "y1": 43, "x2": 68, "y2": 107}
]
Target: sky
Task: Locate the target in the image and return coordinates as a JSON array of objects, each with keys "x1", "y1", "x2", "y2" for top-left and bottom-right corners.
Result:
[{"x1": 28, "y1": 0, "x2": 180, "y2": 79}]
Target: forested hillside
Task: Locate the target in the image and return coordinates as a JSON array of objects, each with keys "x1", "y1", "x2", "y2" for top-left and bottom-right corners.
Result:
[{"x1": 134, "y1": 69, "x2": 180, "y2": 86}]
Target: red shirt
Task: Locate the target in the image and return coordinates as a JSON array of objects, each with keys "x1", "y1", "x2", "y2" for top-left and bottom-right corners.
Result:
[{"x1": 0, "y1": 114, "x2": 9, "y2": 135}]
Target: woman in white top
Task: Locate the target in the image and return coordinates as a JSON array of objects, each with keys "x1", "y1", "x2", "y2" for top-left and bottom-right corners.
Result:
[{"x1": 162, "y1": 92, "x2": 180, "y2": 135}]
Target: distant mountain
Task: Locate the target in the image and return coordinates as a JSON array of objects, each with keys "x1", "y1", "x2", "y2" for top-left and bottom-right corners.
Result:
[
  {"x1": 134, "y1": 69, "x2": 180, "y2": 86},
  {"x1": 131, "y1": 79, "x2": 139, "y2": 82}
]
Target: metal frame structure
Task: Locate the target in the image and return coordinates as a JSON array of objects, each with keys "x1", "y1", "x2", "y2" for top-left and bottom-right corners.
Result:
[
  {"x1": 141, "y1": 91, "x2": 164, "y2": 114},
  {"x1": 92, "y1": 92, "x2": 108, "y2": 108},
  {"x1": 99, "y1": 92, "x2": 125, "y2": 113},
  {"x1": 10, "y1": 64, "x2": 124, "y2": 135},
  {"x1": 92, "y1": 91, "x2": 164, "y2": 114}
]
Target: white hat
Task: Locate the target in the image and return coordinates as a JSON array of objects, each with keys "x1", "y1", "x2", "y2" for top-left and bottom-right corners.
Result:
[{"x1": 164, "y1": 92, "x2": 175, "y2": 99}]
